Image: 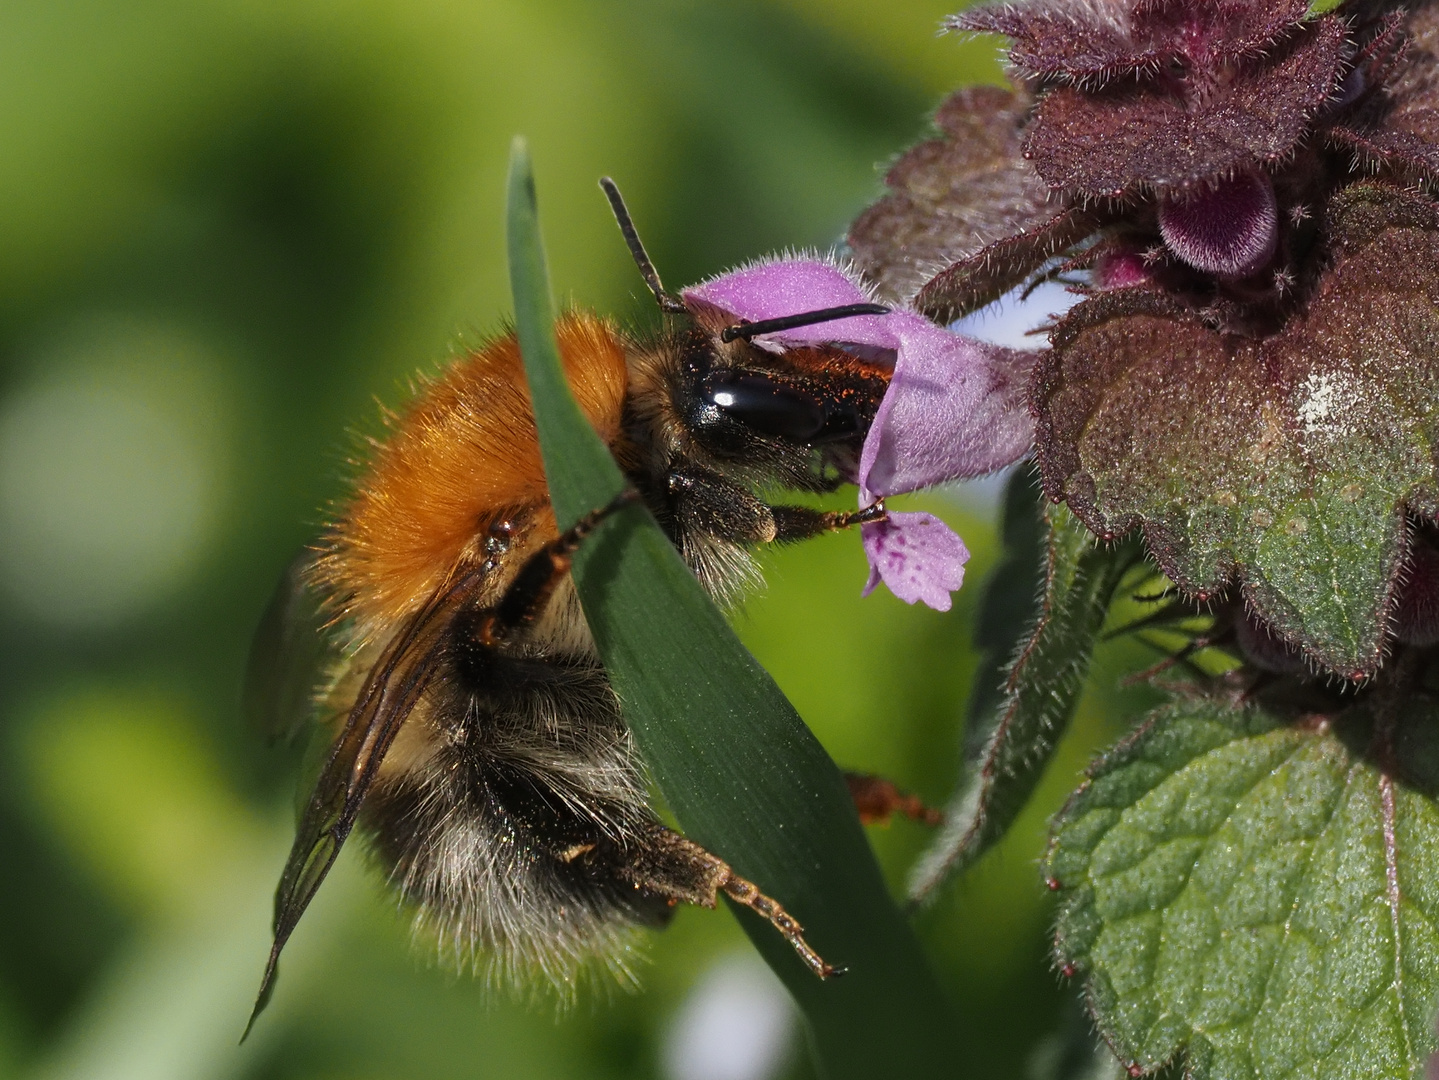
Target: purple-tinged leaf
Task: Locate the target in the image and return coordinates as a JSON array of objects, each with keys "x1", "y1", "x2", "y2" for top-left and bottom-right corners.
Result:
[
  {"x1": 1326, "y1": 5, "x2": 1439, "y2": 182},
  {"x1": 953, "y1": 0, "x2": 1309, "y2": 87},
  {"x1": 1379, "y1": 0, "x2": 1439, "y2": 113},
  {"x1": 847, "y1": 85, "x2": 1056, "y2": 307},
  {"x1": 953, "y1": 0, "x2": 1160, "y2": 86},
  {"x1": 1023, "y1": 16, "x2": 1347, "y2": 198},
  {"x1": 1032, "y1": 182, "x2": 1439, "y2": 677},
  {"x1": 910, "y1": 206, "x2": 1100, "y2": 325},
  {"x1": 1327, "y1": 118, "x2": 1439, "y2": 182}
]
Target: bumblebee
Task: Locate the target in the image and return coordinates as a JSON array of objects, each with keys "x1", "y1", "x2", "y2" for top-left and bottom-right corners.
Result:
[{"x1": 246, "y1": 181, "x2": 912, "y2": 1022}]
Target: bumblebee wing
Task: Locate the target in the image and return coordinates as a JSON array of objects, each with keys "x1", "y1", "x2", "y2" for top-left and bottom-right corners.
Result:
[
  {"x1": 244, "y1": 566, "x2": 480, "y2": 1038},
  {"x1": 244, "y1": 551, "x2": 340, "y2": 745}
]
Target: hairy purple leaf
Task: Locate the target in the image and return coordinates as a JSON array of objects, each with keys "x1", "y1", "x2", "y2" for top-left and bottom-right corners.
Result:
[
  {"x1": 1023, "y1": 16, "x2": 1347, "y2": 198},
  {"x1": 1032, "y1": 183, "x2": 1439, "y2": 677},
  {"x1": 1328, "y1": 4, "x2": 1439, "y2": 182},
  {"x1": 953, "y1": 0, "x2": 1309, "y2": 87},
  {"x1": 909, "y1": 206, "x2": 1099, "y2": 325},
  {"x1": 847, "y1": 85, "x2": 1056, "y2": 307}
]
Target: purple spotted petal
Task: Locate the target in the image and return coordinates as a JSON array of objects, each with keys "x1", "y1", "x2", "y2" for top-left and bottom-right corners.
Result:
[
  {"x1": 861, "y1": 513, "x2": 969, "y2": 611},
  {"x1": 858, "y1": 322, "x2": 1034, "y2": 502},
  {"x1": 1158, "y1": 172, "x2": 1278, "y2": 279}
]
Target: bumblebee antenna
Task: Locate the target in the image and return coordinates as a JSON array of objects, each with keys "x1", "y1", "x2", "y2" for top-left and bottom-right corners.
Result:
[
  {"x1": 719, "y1": 303, "x2": 890, "y2": 343},
  {"x1": 599, "y1": 177, "x2": 687, "y2": 314}
]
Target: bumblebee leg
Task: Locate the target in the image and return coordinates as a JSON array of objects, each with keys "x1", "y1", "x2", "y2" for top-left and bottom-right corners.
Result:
[
  {"x1": 844, "y1": 772, "x2": 943, "y2": 826},
  {"x1": 665, "y1": 468, "x2": 884, "y2": 545},
  {"x1": 718, "y1": 874, "x2": 842, "y2": 979},
  {"x1": 666, "y1": 469, "x2": 781, "y2": 542},
  {"x1": 478, "y1": 489, "x2": 641, "y2": 645},
  {"x1": 620, "y1": 825, "x2": 843, "y2": 979},
  {"x1": 769, "y1": 501, "x2": 885, "y2": 542}
]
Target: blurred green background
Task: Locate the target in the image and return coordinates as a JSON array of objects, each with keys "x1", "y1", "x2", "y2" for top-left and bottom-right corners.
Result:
[{"x1": 0, "y1": 2, "x2": 1154, "y2": 1077}]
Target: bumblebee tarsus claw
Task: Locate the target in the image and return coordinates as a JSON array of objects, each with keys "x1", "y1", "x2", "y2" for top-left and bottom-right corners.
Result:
[
  {"x1": 720, "y1": 872, "x2": 842, "y2": 979},
  {"x1": 557, "y1": 487, "x2": 644, "y2": 554},
  {"x1": 824, "y1": 500, "x2": 886, "y2": 533}
]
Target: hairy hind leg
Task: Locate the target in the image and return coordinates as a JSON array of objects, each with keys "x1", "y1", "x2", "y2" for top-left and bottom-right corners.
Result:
[
  {"x1": 665, "y1": 467, "x2": 885, "y2": 545},
  {"x1": 616, "y1": 824, "x2": 843, "y2": 979}
]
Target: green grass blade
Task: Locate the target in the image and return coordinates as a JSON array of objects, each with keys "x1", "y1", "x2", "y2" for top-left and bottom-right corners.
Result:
[{"x1": 505, "y1": 138, "x2": 955, "y2": 1079}]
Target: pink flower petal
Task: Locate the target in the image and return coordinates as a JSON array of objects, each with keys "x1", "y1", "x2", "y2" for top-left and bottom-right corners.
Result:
[
  {"x1": 684, "y1": 257, "x2": 897, "y2": 349},
  {"x1": 861, "y1": 512, "x2": 969, "y2": 611},
  {"x1": 682, "y1": 253, "x2": 1028, "y2": 611},
  {"x1": 858, "y1": 320, "x2": 1034, "y2": 501},
  {"x1": 1158, "y1": 171, "x2": 1278, "y2": 279}
]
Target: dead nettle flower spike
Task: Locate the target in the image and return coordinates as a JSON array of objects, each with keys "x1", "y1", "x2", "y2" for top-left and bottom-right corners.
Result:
[
  {"x1": 847, "y1": 0, "x2": 1439, "y2": 677},
  {"x1": 858, "y1": 0, "x2": 1439, "y2": 334}
]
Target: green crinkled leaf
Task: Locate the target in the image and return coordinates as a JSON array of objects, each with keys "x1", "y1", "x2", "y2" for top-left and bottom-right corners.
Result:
[
  {"x1": 1030, "y1": 994, "x2": 1168, "y2": 1080},
  {"x1": 908, "y1": 479, "x2": 1144, "y2": 901},
  {"x1": 1048, "y1": 690, "x2": 1439, "y2": 1079},
  {"x1": 1033, "y1": 182, "x2": 1439, "y2": 678},
  {"x1": 506, "y1": 140, "x2": 955, "y2": 1079}
]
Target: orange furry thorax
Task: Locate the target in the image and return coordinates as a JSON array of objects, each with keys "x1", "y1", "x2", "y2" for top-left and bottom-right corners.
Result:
[{"x1": 313, "y1": 311, "x2": 629, "y2": 632}]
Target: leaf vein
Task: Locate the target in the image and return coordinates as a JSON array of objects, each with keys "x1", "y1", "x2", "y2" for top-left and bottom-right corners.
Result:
[{"x1": 1253, "y1": 759, "x2": 1365, "y2": 1079}]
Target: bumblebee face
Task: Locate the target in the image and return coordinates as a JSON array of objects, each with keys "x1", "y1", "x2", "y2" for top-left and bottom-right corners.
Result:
[
  {"x1": 698, "y1": 363, "x2": 871, "y2": 445},
  {"x1": 658, "y1": 325, "x2": 891, "y2": 474}
]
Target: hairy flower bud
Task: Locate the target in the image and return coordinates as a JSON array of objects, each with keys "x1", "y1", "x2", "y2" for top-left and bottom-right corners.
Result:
[{"x1": 1157, "y1": 172, "x2": 1277, "y2": 279}]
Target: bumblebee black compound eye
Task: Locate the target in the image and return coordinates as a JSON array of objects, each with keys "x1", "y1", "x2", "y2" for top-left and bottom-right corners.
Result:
[{"x1": 700, "y1": 371, "x2": 829, "y2": 442}]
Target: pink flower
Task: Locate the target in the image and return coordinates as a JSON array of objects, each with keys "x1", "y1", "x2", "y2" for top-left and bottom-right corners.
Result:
[{"x1": 684, "y1": 256, "x2": 1034, "y2": 611}]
